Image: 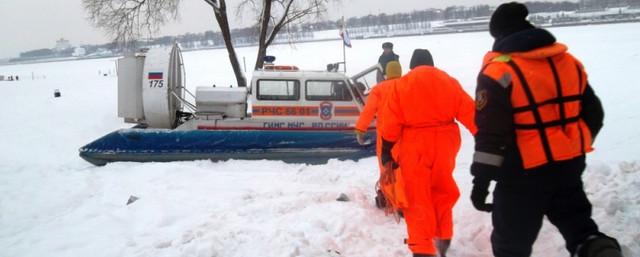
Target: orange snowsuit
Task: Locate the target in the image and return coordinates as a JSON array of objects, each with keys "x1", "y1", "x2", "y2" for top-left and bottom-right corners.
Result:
[
  {"x1": 355, "y1": 78, "x2": 398, "y2": 170},
  {"x1": 381, "y1": 65, "x2": 477, "y2": 254},
  {"x1": 355, "y1": 78, "x2": 409, "y2": 211}
]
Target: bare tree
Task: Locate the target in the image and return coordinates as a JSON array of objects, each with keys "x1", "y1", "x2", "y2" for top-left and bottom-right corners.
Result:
[
  {"x1": 203, "y1": 0, "x2": 247, "y2": 87},
  {"x1": 240, "y1": 0, "x2": 329, "y2": 70},
  {"x1": 82, "y1": 0, "x2": 180, "y2": 48},
  {"x1": 83, "y1": 0, "x2": 332, "y2": 87}
]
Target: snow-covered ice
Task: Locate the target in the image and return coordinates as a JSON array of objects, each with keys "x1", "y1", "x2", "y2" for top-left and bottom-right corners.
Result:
[{"x1": 0, "y1": 22, "x2": 639, "y2": 257}]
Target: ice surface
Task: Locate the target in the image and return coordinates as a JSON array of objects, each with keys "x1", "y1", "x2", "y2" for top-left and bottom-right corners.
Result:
[{"x1": 0, "y1": 22, "x2": 638, "y2": 257}]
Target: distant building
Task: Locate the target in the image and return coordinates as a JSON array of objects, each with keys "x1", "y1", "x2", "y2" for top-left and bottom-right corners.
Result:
[
  {"x1": 19, "y1": 48, "x2": 55, "y2": 59},
  {"x1": 93, "y1": 48, "x2": 112, "y2": 57},
  {"x1": 73, "y1": 47, "x2": 86, "y2": 57},
  {"x1": 580, "y1": 0, "x2": 633, "y2": 9},
  {"x1": 55, "y1": 38, "x2": 71, "y2": 51}
]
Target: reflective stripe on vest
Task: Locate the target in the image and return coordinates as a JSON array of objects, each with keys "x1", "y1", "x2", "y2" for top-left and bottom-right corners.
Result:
[{"x1": 484, "y1": 54, "x2": 593, "y2": 169}]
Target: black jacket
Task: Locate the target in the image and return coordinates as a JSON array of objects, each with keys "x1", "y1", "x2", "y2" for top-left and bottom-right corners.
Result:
[
  {"x1": 378, "y1": 52, "x2": 399, "y2": 71},
  {"x1": 377, "y1": 52, "x2": 400, "y2": 83},
  {"x1": 473, "y1": 28, "x2": 604, "y2": 181}
]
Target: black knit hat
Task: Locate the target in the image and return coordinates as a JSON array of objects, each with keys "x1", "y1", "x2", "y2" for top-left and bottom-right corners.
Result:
[
  {"x1": 382, "y1": 42, "x2": 393, "y2": 49},
  {"x1": 409, "y1": 49, "x2": 434, "y2": 69},
  {"x1": 489, "y1": 2, "x2": 535, "y2": 39}
]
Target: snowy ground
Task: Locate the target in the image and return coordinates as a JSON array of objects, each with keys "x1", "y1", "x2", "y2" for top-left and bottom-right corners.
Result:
[{"x1": 1, "y1": 23, "x2": 639, "y2": 257}]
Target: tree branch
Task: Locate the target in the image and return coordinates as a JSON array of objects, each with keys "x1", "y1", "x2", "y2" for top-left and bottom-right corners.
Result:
[
  {"x1": 82, "y1": 0, "x2": 180, "y2": 47},
  {"x1": 266, "y1": 0, "x2": 326, "y2": 46}
]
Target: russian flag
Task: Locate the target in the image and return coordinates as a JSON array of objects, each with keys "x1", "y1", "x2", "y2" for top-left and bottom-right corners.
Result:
[
  {"x1": 340, "y1": 28, "x2": 352, "y2": 48},
  {"x1": 148, "y1": 72, "x2": 163, "y2": 80}
]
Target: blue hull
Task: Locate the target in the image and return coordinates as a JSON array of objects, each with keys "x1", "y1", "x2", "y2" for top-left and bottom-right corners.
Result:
[{"x1": 79, "y1": 129, "x2": 376, "y2": 166}]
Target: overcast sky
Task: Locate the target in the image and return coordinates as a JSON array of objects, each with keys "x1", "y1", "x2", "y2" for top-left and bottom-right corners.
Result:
[{"x1": 0, "y1": 0, "x2": 548, "y2": 59}]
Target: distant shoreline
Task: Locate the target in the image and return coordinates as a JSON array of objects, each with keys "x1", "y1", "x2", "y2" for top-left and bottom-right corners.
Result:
[{"x1": 2, "y1": 19, "x2": 638, "y2": 67}]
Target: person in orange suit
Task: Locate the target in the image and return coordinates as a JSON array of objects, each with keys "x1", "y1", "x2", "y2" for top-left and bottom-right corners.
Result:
[
  {"x1": 355, "y1": 62, "x2": 401, "y2": 163},
  {"x1": 380, "y1": 49, "x2": 477, "y2": 257},
  {"x1": 355, "y1": 61, "x2": 402, "y2": 155},
  {"x1": 354, "y1": 61, "x2": 404, "y2": 211}
]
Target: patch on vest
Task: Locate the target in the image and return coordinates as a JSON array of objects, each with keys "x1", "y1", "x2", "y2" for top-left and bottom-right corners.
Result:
[
  {"x1": 497, "y1": 73, "x2": 512, "y2": 88},
  {"x1": 493, "y1": 55, "x2": 512, "y2": 63},
  {"x1": 476, "y1": 89, "x2": 488, "y2": 111}
]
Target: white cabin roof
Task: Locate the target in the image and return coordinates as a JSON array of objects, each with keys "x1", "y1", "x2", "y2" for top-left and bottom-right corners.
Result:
[{"x1": 252, "y1": 70, "x2": 348, "y2": 81}]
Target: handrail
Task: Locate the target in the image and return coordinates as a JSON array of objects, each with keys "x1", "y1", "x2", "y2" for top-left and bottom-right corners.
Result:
[
  {"x1": 170, "y1": 91, "x2": 197, "y2": 113},
  {"x1": 179, "y1": 86, "x2": 197, "y2": 100}
]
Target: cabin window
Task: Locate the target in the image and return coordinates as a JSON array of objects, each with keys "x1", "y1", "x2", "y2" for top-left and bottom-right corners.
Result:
[
  {"x1": 305, "y1": 80, "x2": 353, "y2": 101},
  {"x1": 351, "y1": 65, "x2": 381, "y2": 95},
  {"x1": 256, "y1": 80, "x2": 300, "y2": 101}
]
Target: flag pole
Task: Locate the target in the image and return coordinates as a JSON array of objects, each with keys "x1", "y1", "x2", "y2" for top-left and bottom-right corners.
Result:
[{"x1": 342, "y1": 16, "x2": 347, "y2": 73}]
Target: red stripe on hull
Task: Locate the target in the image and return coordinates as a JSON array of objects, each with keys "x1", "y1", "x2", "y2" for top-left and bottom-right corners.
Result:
[{"x1": 197, "y1": 126, "x2": 358, "y2": 131}]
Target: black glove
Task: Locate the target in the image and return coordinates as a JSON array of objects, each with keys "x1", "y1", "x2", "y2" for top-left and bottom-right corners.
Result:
[
  {"x1": 470, "y1": 161, "x2": 499, "y2": 213},
  {"x1": 471, "y1": 177, "x2": 493, "y2": 212},
  {"x1": 380, "y1": 138, "x2": 398, "y2": 169},
  {"x1": 470, "y1": 162, "x2": 499, "y2": 181}
]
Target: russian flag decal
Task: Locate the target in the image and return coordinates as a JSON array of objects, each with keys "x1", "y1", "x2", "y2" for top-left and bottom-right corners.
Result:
[{"x1": 148, "y1": 72, "x2": 163, "y2": 80}]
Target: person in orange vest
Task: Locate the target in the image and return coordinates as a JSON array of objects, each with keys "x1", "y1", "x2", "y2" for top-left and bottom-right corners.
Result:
[
  {"x1": 470, "y1": 3, "x2": 623, "y2": 257},
  {"x1": 380, "y1": 49, "x2": 477, "y2": 257},
  {"x1": 355, "y1": 61, "x2": 403, "y2": 209}
]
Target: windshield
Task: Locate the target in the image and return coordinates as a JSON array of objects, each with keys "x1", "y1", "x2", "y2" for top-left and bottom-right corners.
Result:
[{"x1": 350, "y1": 63, "x2": 383, "y2": 95}]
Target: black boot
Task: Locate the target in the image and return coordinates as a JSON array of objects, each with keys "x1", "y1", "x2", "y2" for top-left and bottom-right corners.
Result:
[
  {"x1": 574, "y1": 235, "x2": 623, "y2": 257},
  {"x1": 375, "y1": 189, "x2": 387, "y2": 209},
  {"x1": 435, "y1": 239, "x2": 451, "y2": 257}
]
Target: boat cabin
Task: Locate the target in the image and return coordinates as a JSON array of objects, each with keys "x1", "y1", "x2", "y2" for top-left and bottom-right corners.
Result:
[{"x1": 180, "y1": 64, "x2": 382, "y2": 131}]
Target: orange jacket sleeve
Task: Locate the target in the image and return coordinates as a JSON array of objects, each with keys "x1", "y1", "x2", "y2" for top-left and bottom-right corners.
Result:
[
  {"x1": 452, "y1": 77, "x2": 477, "y2": 135},
  {"x1": 355, "y1": 86, "x2": 382, "y2": 132},
  {"x1": 380, "y1": 79, "x2": 405, "y2": 142}
]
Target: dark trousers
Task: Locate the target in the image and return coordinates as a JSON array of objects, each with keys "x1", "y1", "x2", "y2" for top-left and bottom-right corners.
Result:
[{"x1": 491, "y1": 157, "x2": 600, "y2": 257}]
